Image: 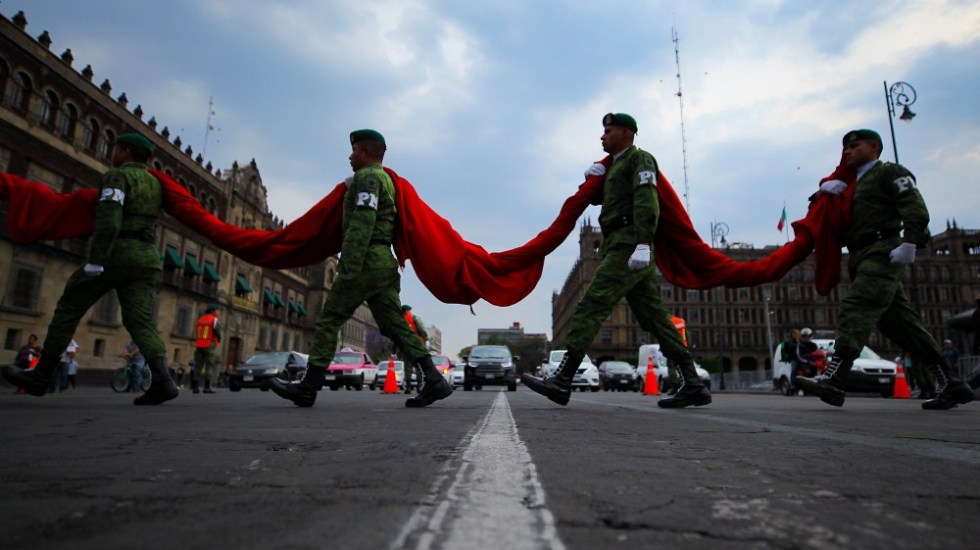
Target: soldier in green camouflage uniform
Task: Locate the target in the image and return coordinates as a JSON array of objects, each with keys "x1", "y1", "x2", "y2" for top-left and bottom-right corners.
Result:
[
  {"x1": 796, "y1": 129, "x2": 973, "y2": 410},
  {"x1": 271, "y1": 130, "x2": 452, "y2": 408},
  {"x1": 523, "y1": 113, "x2": 711, "y2": 409},
  {"x1": 2, "y1": 133, "x2": 179, "y2": 405}
]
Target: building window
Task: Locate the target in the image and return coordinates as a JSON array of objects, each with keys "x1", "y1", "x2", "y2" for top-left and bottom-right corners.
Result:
[
  {"x1": 93, "y1": 339, "x2": 106, "y2": 357},
  {"x1": 282, "y1": 332, "x2": 290, "y2": 350},
  {"x1": 0, "y1": 59, "x2": 8, "y2": 102},
  {"x1": 40, "y1": 89, "x2": 59, "y2": 128},
  {"x1": 82, "y1": 118, "x2": 100, "y2": 152},
  {"x1": 91, "y1": 291, "x2": 120, "y2": 325},
  {"x1": 270, "y1": 328, "x2": 279, "y2": 350},
  {"x1": 4, "y1": 328, "x2": 22, "y2": 351},
  {"x1": 9, "y1": 71, "x2": 31, "y2": 111},
  {"x1": 5, "y1": 263, "x2": 42, "y2": 311},
  {"x1": 259, "y1": 327, "x2": 268, "y2": 349},
  {"x1": 601, "y1": 330, "x2": 613, "y2": 345},
  {"x1": 175, "y1": 305, "x2": 191, "y2": 338},
  {"x1": 57, "y1": 102, "x2": 77, "y2": 139},
  {"x1": 100, "y1": 129, "x2": 115, "y2": 161},
  {"x1": 0, "y1": 145, "x2": 11, "y2": 172},
  {"x1": 25, "y1": 161, "x2": 65, "y2": 192}
]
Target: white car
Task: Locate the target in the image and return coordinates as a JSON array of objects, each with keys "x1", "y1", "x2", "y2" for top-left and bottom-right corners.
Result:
[
  {"x1": 450, "y1": 363, "x2": 465, "y2": 388},
  {"x1": 545, "y1": 350, "x2": 599, "y2": 392},
  {"x1": 375, "y1": 360, "x2": 407, "y2": 390},
  {"x1": 637, "y1": 344, "x2": 711, "y2": 391},
  {"x1": 772, "y1": 338, "x2": 896, "y2": 397}
]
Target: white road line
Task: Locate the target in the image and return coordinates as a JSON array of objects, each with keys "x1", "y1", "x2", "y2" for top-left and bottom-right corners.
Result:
[{"x1": 391, "y1": 393, "x2": 566, "y2": 550}]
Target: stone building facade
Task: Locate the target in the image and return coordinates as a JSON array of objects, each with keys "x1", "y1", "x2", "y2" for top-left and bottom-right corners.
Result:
[
  {"x1": 0, "y1": 10, "x2": 380, "y2": 373},
  {"x1": 552, "y1": 219, "x2": 980, "y2": 374}
]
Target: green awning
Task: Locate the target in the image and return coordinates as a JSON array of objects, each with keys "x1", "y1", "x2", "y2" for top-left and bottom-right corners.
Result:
[
  {"x1": 263, "y1": 288, "x2": 275, "y2": 305},
  {"x1": 274, "y1": 293, "x2": 286, "y2": 308},
  {"x1": 297, "y1": 302, "x2": 308, "y2": 316},
  {"x1": 235, "y1": 275, "x2": 253, "y2": 294},
  {"x1": 163, "y1": 246, "x2": 184, "y2": 269},
  {"x1": 184, "y1": 254, "x2": 203, "y2": 276},
  {"x1": 203, "y1": 261, "x2": 221, "y2": 283},
  {"x1": 288, "y1": 298, "x2": 301, "y2": 314}
]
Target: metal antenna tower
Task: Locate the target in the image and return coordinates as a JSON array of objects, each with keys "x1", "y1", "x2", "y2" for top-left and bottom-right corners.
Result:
[
  {"x1": 672, "y1": 24, "x2": 691, "y2": 213},
  {"x1": 202, "y1": 95, "x2": 218, "y2": 157}
]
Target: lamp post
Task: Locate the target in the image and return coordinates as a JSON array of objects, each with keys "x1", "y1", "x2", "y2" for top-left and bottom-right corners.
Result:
[
  {"x1": 763, "y1": 288, "x2": 774, "y2": 372},
  {"x1": 883, "y1": 80, "x2": 921, "y2": 314},
  {"x1": 710, "y1": 221, "x2": 729, "y2": 249},
  {"x1": 883, "y1": 81, "x2": 917, "y2": 163}
]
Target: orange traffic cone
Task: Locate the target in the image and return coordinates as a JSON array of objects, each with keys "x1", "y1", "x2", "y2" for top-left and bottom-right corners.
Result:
[
  {"x1": 642, "y1": 356, "x2": 659, "y2": 396},
  {"x1": 382, "y1": 356, "x2": 398, "y2": 394},
  {"x1": 893, "y1": 358, "x2": 911, "y2": 399}
]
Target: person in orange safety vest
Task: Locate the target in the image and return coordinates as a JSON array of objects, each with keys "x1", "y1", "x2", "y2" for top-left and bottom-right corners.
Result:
[{"x1": 192, "y1": 304, "x2": 222, "y2": 394}]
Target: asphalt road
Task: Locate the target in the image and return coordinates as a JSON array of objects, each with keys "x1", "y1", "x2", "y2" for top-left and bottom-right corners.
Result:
[{"x1": 1, "y1": 384, "x2": 978, "y2": 550}]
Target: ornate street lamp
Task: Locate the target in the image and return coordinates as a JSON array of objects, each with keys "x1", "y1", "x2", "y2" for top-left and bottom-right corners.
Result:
[
  {"x1": 883, "y1": 81, "x2": 917, "y2": 164},
  {"x1": 710, "y1": 221, "x2": 729, "y2": 249}
]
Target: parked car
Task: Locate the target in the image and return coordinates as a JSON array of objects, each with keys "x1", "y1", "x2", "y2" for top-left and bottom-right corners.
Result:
[
  {"x1": 637, "y1": 344, "x2": 711, "y2": 391},
  {"x1": 463, "y1": 345, "x2": 518, "y2": 391},
  {"x1": 773, "y1": 339, "x2": 896, "y2": 397},
  {"x1": 598, "y1": 360, "x2": 639, "y2": 391},
  {"x1": 326, "y1": 349, "x2": 379, "y2": 391},
  {"x1": 374, "y1": 360, "x2": 406, "y2": 390},
  {"x1": 228, "y1": 351, "x2": 309, "y2": 392},
  {"x1": 545, "y1": 350, "x2": 600, "y2": 392},
  {"x1": 450, "y1": 363, "x2": 466, "y2": 388}
]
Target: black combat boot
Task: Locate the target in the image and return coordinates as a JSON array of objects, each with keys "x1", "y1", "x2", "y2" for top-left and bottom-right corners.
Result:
[
  {"x1": 203, "y1": 379, "x2": 215, "y2": 394},
  {"x1": 270, "y1": 365, "x2": 323, "y2": 407},
  {"x1": 521, "y1": 351, "x2": 581, "y2": 406},
  {"x1": 657, "y1": 359, "x2": 712, "y2": 408},
  {"x1": 794, "y1": 354, "x2": 853, "y2": 407},
  {"x1": 2, "y1": 353, "x2": 59, "y2": 397},
  {"x1": 191, "y1": 378, "x2": 200, "y2": 394},
  {"x1": 922, "y1": 363, "x2": 974, "y2": 410},
  {"x1": 134, "y1": 357, "x2": 179, "y2": 406},
  {"x1": 406, "y1": 355, "x2": 453, "y2": 408}
]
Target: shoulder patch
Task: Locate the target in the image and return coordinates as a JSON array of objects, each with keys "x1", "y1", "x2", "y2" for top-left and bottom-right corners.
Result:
[
  {"x1": 99, "y1": 187, "x2": 126, "y2": 204},
  {"x1": 893, "y1": 175, "x2": 916, "y2": 193},
  {"x1": 637, "y1": 170, "x2": 657, "y2": 187},
  {"x1": 356, "y1": 191, "x2": 379, "y2": 209}
]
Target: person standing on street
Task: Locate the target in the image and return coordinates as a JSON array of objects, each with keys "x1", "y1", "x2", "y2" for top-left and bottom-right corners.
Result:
[
  {"x1": 121, "y1": 341, "x2": 145, "y2": 392},
  {"x1": 14, "y1": 334, "x2": 41, "y2": 370},
  {"x1": 401, "y1": 304, "x2": 428, "y2": 393},
  {"x1": 522, "y1": 113, "x2": 711, "y2": 409},
  {"x1": 192, "y1": 304, "x2": 221, "y2": 394},
  {"x1": 796, "y1": 129, "x2": 973, "y2": 410},
  {"x1": 270, "y1": 129, "x2": 452, "y2": 408},
  {"x1": 2, "y1": 132, "x2": 179, "y2": 405}
]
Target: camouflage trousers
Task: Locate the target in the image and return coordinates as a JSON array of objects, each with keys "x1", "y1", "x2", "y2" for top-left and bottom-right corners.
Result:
[
  {"x1": 308, "y1": 261, "x2": 427, "y2": 368},
  {"x1": 835, "y1": 257, "x2": 944, "y2": 367},
  {"x1": 194, "y1": 345, "x2": 219, "y2": 383},
  {"x1": 565, "y1": 245, "x2": 690, "y2": 365},
  {"x1": 43, "y1": 265, "x2": 165, "y2": 361}
]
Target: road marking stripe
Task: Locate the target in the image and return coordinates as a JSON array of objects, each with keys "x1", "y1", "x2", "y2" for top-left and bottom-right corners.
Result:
[{"x1": 391, "y1": 393, "x2": 566, "y2": 550}]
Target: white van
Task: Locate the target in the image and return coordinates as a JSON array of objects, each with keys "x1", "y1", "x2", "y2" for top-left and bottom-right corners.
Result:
[{"x1": 772, "y1": 339, "x2": 895, "y2": 397}]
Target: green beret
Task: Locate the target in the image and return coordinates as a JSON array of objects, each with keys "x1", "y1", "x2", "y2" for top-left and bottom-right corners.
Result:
[
  {"x1": 116, "y1": 132, "x2": 154, "y2": 157},
  {"x1": 602, "y1": 113, "x2": 638, "y2": 133},
  {"x1": 842, "y1": 129, "x2": 882, "y2": 147},
  {"x1": 206, "y1": 304, "x2": 220, "y2": 313},
  {"x1": 350, "y1": 129, "x2": 386, "y2": 147},
  {"x1": 401, "y1": 304, "x2": 411, "y2": 311}
]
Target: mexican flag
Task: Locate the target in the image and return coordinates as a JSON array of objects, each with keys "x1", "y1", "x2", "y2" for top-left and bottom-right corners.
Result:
[{"x1": 777, "y1": 205, "x2": 787, "y2": 232}]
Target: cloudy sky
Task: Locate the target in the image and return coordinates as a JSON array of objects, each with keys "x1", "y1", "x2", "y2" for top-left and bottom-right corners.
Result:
[{"x1": 8, "y1": 1, "x2": 980, "y2": 359}]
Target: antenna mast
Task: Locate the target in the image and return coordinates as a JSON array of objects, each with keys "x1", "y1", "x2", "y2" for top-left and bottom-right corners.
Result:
[
  {"x1": 672, "y1": 24, "x2": 691, "y2": 213},
  {"x1": 202, "y1": 95, "x2": 217, "y2": 157}
]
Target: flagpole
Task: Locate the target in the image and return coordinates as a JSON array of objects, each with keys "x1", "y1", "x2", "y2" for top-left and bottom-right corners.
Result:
[{"x1": 783, "y1": 200, "x2": 788, "y2": 245}]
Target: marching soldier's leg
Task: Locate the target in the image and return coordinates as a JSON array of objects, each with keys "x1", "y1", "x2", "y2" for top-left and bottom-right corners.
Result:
[
  {"x1": 878, "y1": 289, "x2": 973, "y2": 410},
  {"x1": 2, "y1": 269, "x2": 110, "y2": 396},
  {"x1": 626, "y1": 270, "x2": 711, "y2": 408},
  {"x1": 271, "y1": 278, "x2": 361, "y2": 407},
  {"x1": 117, "y1": 268, "x2": 179, "y2": 406}
]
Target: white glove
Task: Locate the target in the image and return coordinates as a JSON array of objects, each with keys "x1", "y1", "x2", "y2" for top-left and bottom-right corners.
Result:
[
  {"x1": 889, "y1": 242, "x2": 916, "y2": 265},
  {"x1": 83, "y1": 263, "x2": 104, "y2": 277},
  {"x1": 627, "y1": 244, "x2": 651, "y2": 270},
  {"x1": 343, "y1": 175, "x2": 355, "y2": 188},
  {"x1": 819, "y1": 179, "x2": 847, "y2": 196},
  {"x1": 584, "y1": 163, "x2": 606, "y2": 178}
]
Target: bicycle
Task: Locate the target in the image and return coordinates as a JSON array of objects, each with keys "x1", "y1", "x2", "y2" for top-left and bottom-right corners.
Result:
[{"x1": 111, "y1": 363, "x2": 151, "y2": 393}]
